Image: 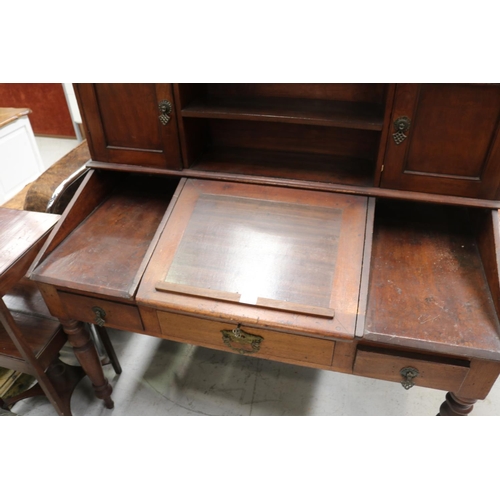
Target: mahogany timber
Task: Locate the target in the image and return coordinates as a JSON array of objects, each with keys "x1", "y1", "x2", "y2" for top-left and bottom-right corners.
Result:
[
  {"x1": 74, "y1": 84, "x2": 182, "y2": 169},
  {"x1": 32, "y1": 173, "x2": 179, "y2": 300},
  {"x1": 138, "y1": 179, "x2": 371, "y2": 341},
  {"x1": 364, "y1": 200, "x2": 500, "y2": 361},
  {"x1": 381, "y1": 84, "x2": 500, "y2": 199},
  {"x1": 84, "y1": 160, "x2": 500, "y2": 210},
  {"x1": 156, "y1": 311, "x2": 336, "y2": 369}
]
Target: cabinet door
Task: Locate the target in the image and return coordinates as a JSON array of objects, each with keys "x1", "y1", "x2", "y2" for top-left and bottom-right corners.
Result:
[
  {"x1": 75, "y1": 83, "x2": 182, "y2": 169},
  {"x1": 381, "y1": 84, "x2": 500, "y2": 200}
]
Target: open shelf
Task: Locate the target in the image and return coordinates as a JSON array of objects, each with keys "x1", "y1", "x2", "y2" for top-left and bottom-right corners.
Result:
[
  {"x1": 189, "y1": 147, "x2": 375, "y2": 187},
  {"x1": 181, "y1": 96, "x2": 384, "y2": 131}
]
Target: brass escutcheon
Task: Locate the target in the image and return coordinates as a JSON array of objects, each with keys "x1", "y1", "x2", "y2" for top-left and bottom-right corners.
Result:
[
  {"x1": 158, "y1": 100, "x2": 172, "y2": 125},
  {"x1": 221, "y1": 326, "x2": 263, "y2": 355},
  {"x1": 92, "y1": 306, "x2": 106, "y2": 327},
  {"x1": 400, "y1": 366, "x2": 419, "y2": 390}
]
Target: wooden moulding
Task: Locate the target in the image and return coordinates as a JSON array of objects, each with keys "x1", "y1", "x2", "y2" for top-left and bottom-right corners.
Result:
[
  {"x1": 471, "y1": 208, "x2": 500, "y2": 323},
  {"x1": 85, "y1": 160, "x2": 500, "y2": 210}
]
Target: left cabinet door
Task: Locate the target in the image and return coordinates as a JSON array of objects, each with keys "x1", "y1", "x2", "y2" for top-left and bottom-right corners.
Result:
[{"x1": 75, "y1": 83, "x2": 182, "y2": 169}]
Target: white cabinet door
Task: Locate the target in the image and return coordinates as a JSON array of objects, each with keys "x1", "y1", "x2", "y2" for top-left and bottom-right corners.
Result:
[{"x1": 0, "y1": 112, "x2": 45, "y2": 205}]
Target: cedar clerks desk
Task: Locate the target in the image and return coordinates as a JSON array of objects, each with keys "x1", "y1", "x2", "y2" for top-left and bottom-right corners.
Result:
[{"x1": 30, "y1": 84, "x2": 500, "y2": 416}]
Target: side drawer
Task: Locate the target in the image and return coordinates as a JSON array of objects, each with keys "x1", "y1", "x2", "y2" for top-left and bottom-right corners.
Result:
[
  {"x1": 59, "y1": 291, "x2": 144, "y2": 332},
  {"x1": 157, "y1": 311, "x2": 335, "y2": 368},
  {"x1": 353, "y1": 346, "x2": 469, "y2": 392}
]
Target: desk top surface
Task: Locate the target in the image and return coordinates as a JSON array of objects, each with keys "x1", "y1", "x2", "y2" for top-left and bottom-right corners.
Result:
[
  {"x1": 0, "y1": 208, "x2": 59, "y2": 281},
  {"x1": 0, "y1": 107, "x2": 30, "y2": 129}
]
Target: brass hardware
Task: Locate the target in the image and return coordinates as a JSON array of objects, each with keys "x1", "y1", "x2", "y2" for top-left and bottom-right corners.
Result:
[
  {"x1": 92, "y1": 306, "x2": 106, "y2": 327},
  {"x1": 400, "y1": 367, "x2": 419, "y2": 390},
  {"x1": 221, "y1": 326, "x2": 263, "y2": 355},
  {"x1": 392, "y1": 116, "x2": 411, "y2": 145},
  {"x1": 158, "y1": 100, "x2": 172, "y2": 125}
]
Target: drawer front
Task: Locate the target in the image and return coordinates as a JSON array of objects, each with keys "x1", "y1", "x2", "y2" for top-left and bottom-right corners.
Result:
[
  {"x1": 353, "y1": 347, "x2": 469, "y2": 392},
  {"x1": 157, "y1": 311, "x2": 335, "y2": 367},
  {"x1": 59, "y1": 291, "x2": 144, "y2": 332}
]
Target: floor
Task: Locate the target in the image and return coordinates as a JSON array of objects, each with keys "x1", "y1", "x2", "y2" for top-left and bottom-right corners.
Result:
[{"x1": 7, "y1": 137, "x2": 500, "y2": 416}]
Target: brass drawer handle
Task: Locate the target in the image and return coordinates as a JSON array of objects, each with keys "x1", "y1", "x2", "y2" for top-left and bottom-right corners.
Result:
[
  {"x1": 158, "y1": 100, "x2": 172, "y2": 125},
  {"x1": 221, "y1": 326, "x2": 263, "y2": 355},
  {"x1": 392, "y1": 116, "x2": 411, "y2": 145},
  {"x1": 92, "y1": 306, "x2": 106, "y2": 327},
  {"x1": 400, "y1": 366, "x2": 419, "y2": 390}
]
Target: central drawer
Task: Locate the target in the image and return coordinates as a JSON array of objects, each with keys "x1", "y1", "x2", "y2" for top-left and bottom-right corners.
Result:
[{"x1": 157, "y1": 310, "x2": 335, "y2": 368}]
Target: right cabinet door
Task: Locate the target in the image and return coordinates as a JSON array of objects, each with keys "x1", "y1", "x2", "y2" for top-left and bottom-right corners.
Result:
[{"x1": 381, "y1": 84, "x2": 500, "y2": 200}]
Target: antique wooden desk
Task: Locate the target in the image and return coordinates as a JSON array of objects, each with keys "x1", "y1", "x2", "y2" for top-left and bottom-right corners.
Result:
[{"x1": 29, "y1": 84, "x2": 500, "y2": 415}]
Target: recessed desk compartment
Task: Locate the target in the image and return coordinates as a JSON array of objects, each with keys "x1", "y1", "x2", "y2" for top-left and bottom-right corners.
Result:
[
  {"x1": 353, "y1": 199, "x2": 500, "y2": 391},
  {"x1": 138, "y1": 179, "x2": 376, "y2": 365},
  {"x1": 31, "y1": 170, "x2": 181, "y2": 330}
]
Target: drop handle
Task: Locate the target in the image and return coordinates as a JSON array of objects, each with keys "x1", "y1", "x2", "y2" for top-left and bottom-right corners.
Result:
[
  {"x1": 392, "y1": 116, "x2": 411, "y2": 145},
  {"x1": 221, "y1": 326, "x2": 263, "y2": 355},
  {"x1": 158, "y1": 100, "x2": 172, "y2": 125},
  {"x1": 400, "y1": 366, "x2": 419, "y2": 390},
  {"x1": 92, "y1": 306, "x2": 106, "y2": 327}
]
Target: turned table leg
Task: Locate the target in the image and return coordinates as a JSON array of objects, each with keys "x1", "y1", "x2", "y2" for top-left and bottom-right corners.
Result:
[
  {"x1": 438, "y1": 392, "x2": 477, "y2": 416},
  {"x1": 61, "y1": 319, "x2": 114, "y2": 409}
]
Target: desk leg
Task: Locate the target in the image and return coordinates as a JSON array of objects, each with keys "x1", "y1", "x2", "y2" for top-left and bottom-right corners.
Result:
[
  {"x1": 438, "y1": 392, "x2": 476, "y2": 416},
  {"x1": 61, "y1": 319, "x2": 114, "y2": 409}
]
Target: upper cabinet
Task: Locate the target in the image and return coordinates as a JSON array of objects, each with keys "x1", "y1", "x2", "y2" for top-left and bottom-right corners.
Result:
[
  {"x1": 381, "y1": 84, "x2": 500, "y2": 200},
  {"x1": 74, "y1": 83, "x2": 500, "y2": 207},
  {"x1": 74, "y1": 84, "x2": 182, "y2": 169}
]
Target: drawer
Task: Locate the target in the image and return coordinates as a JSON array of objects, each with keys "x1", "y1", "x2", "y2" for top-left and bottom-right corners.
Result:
[
  {"x1": 59, "y1": 291, "x2": 144, "y2": 332},
  {"x1": 353, "y1": 346, "x2": 469, "y2": 392},
  {"x1": 157, "y1": 311, "x2": 335, "y2": 368}
]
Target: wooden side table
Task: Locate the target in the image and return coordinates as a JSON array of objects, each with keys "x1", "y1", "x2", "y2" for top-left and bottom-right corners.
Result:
[{"x1": 0, "y1": 208, "x2": 85, "y2": 415}]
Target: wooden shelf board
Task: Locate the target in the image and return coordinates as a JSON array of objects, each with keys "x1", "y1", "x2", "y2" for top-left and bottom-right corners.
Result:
[
  {"x1": 189, "y1": 147, "x2": 375, "y2": 187},
  {"x1": 0, "y1": 311, "x2": 62, "y2": 363},
  {"x1": 182, "y1": 97, "x2": 384, "y2": 131}
]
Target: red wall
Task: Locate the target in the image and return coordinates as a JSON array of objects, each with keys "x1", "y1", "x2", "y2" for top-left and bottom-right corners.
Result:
[{"x1": 0, "y1": 83, "x2": 76, "y2": 137}]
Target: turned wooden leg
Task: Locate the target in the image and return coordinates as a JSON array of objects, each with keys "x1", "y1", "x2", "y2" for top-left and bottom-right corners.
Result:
[
  {"x1": 61, "y1": 319, "x2": 114, "y2": 409},
  {"x1": 438, "y1": 392, "x2": 477, "y2": 416}
]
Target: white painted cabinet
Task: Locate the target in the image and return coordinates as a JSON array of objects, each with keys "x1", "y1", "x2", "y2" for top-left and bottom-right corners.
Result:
[{"x1": 0, "y1": 108, "x2": 45, "y2": 205}]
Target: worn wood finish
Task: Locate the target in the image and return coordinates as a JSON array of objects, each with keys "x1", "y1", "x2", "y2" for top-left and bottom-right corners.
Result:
[
  {"x1": 191, "y1": 147, "x2": 374, "y2": 187},
  {"x1": 365, "y1": 199, "x2": 500, "y2": 361},
  {"x1": 74, "y1": 84, "x2": 183, "y2": 169},
  {"x1": 438, "y1": 392, "x2": 477, "y2": 416},
  {"x1": 156, "y1": 311, "x2": 335, "y2": 368},
  {"x1": 182, "y1": 97, "x2": 384, "y2": 130},
  {"x1": 59, "y1": 291, "x2": 144, "y2": 331},
  {"x1": 382, "y1": 84, "x2": 500, "y2": 199},
  {"x1": 139, "y1": 179, "x2": 370, "y2": 340},
  {"x1": 85, "y1": 160, "x2": 500, "y2": 210},
  {"x1": 28, "y1": 169, "x2": 120, "y2": 277},
  {"x1": 27, "y1": 84, "x2": 500, "y2": 415},
  {"x1": 205, "y1": 84, "x2": 387, "y2": 103},
  {"x1": 32, "y1": 174, "x2": 179, "y2": 299},
  {"x1": 472, "y1": 208, "x2": 500, "y2": 321},
  {"x1": 353, "y1": 345, "x2": 469, "y2": 392},
  {"x1": 0, "y1": 208, "x2": 84, "y2": 415},
  {"x1": 60, "y1": 318, "x2": 113, "y2": 409},
  {"x1": 0, "y1": 209, "x2": 60, "y2": 296}
]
